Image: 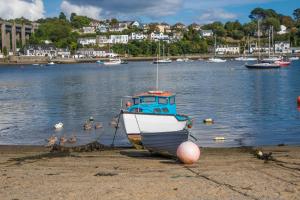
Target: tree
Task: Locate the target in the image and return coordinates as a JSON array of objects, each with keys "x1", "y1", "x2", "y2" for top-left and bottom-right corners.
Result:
[
  {"x1": 59, "y1": 12, "x2": 67, "y2": 21},
  {"x1": 70, "y1": 13, "x2": 77, "y2": 22},
  {"x1": 249, "y1": 8, "x2": 267, "y2": 20},
  {"x1": 110, "y1": 18, "x2": 119, "y2": 26},
  {"x1": 280, "y1": 16, "x2": 294, "y2": 28},
  {"x1": 71, "y1": 15, "x2": 91, "y2": 29},
  {"x1": 293, "y1": 8, "x2": 300, "y2": 21},
  {"x1": 3, "y1": 46, "x2": 8, "y2": 57},
  {"x1": 263, "y1": 17, "x2": 281, "y2": 31}
]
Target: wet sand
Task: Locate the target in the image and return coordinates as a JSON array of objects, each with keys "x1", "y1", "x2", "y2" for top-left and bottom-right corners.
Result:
[{"x1": 0, "y1": 145, "x2": 299, "y2": 200}]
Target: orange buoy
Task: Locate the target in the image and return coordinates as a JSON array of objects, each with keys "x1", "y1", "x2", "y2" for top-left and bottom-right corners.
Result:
[
  {"x1": 297, "y1": 96, "x2": 300, "y2": 107},
  {"x1": 176, "y1": 141, "x2": 200, "y2": 164}
]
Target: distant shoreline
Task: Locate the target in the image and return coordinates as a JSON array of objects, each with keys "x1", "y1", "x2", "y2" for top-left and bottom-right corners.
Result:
[{"x1": 1, "y1": 53, "x2": 298, "y2": 65}]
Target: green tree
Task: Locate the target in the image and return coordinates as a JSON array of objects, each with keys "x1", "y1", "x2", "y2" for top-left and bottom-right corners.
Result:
[
  {"x1": 59, "y1": 12, "x2": 67, "y2": 21},
  {"x1": 71, "y1": 15, "x2": 91, "y2": 29},
  {"x1": 293, "y1": 8, "x2": 300, "y2": 21},
  {"x1": 3, "y1": 46, "x2": 8, "y2": 57}
]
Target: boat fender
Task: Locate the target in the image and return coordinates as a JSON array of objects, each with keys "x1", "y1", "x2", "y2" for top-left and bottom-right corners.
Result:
[
  {"x1": 214, "y1": 137, "x2": 225, "y2": 140},
  {"x1": 177, "y1": 141, "x2": 200, "y2": 164},
  {"x1": 187, "y1": 119, "x2": 193, "y2": 129},
  {"x1": 126, "y1": 101, "x2": 132, "y2": 107},
  {"x1": 297, "y1": 96, "x2": 300, "y2": 107},
  {"x1": 203, "y1": 118, "x2": 214, "y2": 124}
]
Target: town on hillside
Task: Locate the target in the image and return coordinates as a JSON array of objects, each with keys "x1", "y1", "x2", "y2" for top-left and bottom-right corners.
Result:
[{"x1": 0, "y1": 8, "x2": 300, "y2": 61}]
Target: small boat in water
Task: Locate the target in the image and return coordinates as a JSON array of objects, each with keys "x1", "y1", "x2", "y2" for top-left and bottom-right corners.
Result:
[
  {"x1": 207, "y1": 57, "x2": 227, "y2": 63},
  {"x1": 120, "y1": 91, "x2": 192, "y2": 148},
  {"x1": 121, "y1": 60, "x2": 128, "y2": 64},
  {"x1": 96, "y1": 60, "x2": 103, "y2": 64},
  {"x1": 274, "y1": 60, "x2": 291, "y2": 67},
  {"x1": 235, "y1": 57, "x2": 257, "y2": 61},
  {"x1": 141, "y1": 129, "x2": 189, "y2": 156},
  {"x1": 289, "y1": 56, "x2": 299, "y2": 61},
  {"x1": 245, "y1": 62, "x2": 280, "y2": 69},
  {"x1": 46, "y1": 62, "x2": 55, "y2": 66},
  {"x1": 153, "y1": 58, "x2": 172, "y2": 64},
  {"x1": 103, "y1": 58, "x2": 122, "y2": 65}
]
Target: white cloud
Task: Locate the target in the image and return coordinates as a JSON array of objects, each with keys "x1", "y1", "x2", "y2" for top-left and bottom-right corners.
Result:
[
  {"x1": 60, "y1": 1, "x2": 102, "y2": 19},
  {"x1": 198, "y1": 8, "x2": 237, "y2": 23},
  {"x1": 0, "y1": 0, "x2": 44, "y2": 20}
]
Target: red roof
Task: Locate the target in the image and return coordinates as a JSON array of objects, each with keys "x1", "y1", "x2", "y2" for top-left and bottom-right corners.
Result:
[{"x1": 133, "y1": 91, "x2": 174, "y2": 98}]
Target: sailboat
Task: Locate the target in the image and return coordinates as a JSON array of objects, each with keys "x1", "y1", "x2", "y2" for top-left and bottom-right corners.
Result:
[
  {"x1": 262, "y1": 26, "x2": 282, "y2": 62},
  {"x1": 153, "y1": 42, "x2": 172, "y2": 64},
  {"x1": 207, "y1": 35, "x2": 227, "y2": 63},
  {"x1": 235, "y1": 36, "x2": 257, "y2": 61},
  {"x1": 245, "y1": 20, "x2": 280, "y2": 69}
]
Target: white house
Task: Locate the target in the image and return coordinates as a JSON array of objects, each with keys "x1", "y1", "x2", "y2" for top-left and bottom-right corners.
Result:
[
  {"x1": 78, "y1": 38, "x2": 97, "y2": 46},
  {"x1": 150, "y1": 32, "x2": 169, "y2": 41},
  {"x1": 109, "y1": 23, "x2": 128, "y2": 32},
  {"x1": 275, "y1": 41, "x2": 290, "y2": 53},
  {"x1": 57, "y1": 48, "x2": 71, "y2": 58},
  {"x1": 110, "y1": 35, "x2": 129, "y2": 44},
  {"x1": 97, "y1": 24, "x2": 108, "y2": 33},
  {"x1": 130, "y1": 32, "x2": 147, "y2": 40},
  {"x1": 216, "y1": 46, "x2": 240, "y2": 55},
  {"x1": 82, "y1": 26, "x2": 96, "y2": 34},
  {"x1": 24, "y1": 44, "x2": 57, "y2": 57},
  {"x1": 76, "y1": 48, "x2": 107, "y2": 58},
  {"x1": 277, "y1": 25, "x2": 288, "y2": 35},
  {"x1": 97, "y1": 35, "x2": 111, "y2": 46},
  {"x1": 200, "y1": 30, "x2": 213, "y2": 37},
  {"x1": 130, "y1": 21, "x2": 140, "y2": 27}
]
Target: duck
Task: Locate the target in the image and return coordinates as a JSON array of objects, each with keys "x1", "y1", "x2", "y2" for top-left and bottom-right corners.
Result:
[
  {"x1": 59, "y1": 135, "x2": 67, "y2": 145},
  {"x1": 110, "y1": 118, "x2": 118, "y2": 128},
  {"x1": 54, "y1": 122, "x2": 63, "y2": 129},
  {"x1": 68, "y1": 135, "x2": 77, "y2": 144},
  {"x1": 46, "y1": 135, "x2": 58, "y2": 146},
  {"x1": 94, "y1": 122, "x2": 103, "y2": 129},
  {"x1": 83, "y1": 121, "x2": 93, "y2": 130}
]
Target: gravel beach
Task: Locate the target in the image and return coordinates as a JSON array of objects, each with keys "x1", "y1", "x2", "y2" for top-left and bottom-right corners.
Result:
[{"x1": 0, "y1": 145, "x2": 299, "y2": 200}]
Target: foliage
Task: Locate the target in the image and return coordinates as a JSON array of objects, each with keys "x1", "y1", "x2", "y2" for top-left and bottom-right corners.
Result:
[
  {"x1": 3, "y1": 46, "x2": 8, "y2": 57},
  {"x1": 59, "y1": 12, "x2": 67, "y2": 21},
  {"x1": 70, "y1": 14, "x2": 91, "y2": 29}
]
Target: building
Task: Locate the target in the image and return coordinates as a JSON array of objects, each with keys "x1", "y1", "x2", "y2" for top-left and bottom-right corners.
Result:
[
  {"x1": 109, "y1": 23, "x2": 128, "y2": 32},
  {"x1": 170, "y1": 32, "x2": 183, "y2": 42},
  {"x1": 97, "y1": 24, "x2": 108, "y2": 33},
  {"x1": 78, "y1": 38, "x2": 97, "y2": 46},
  {"x1": 172, "y1": 23, "x2": 186, "y2": 30},
  {"x1": 82, "y1": 26, "x2": 96, "y2": 34},
  {"x1": 110, "y1": 35, "x2": 129, "y2": 44},
  {"x1": 130, "y1": 32, "x2": 147, "y2": 41},
  {"x1": 76, "y1": 48, "x2": 106, "y2": 58},
  {"x1": 216, "y1": 46, "x2": 240, "y2": 55},
  {"x1": 275, "y1": 41, "x2": 290, "y2": 53},
  {"x1": 150, "y1": 32, "x2": 169, "y2": 41},
  {"x1": 200, "y1": 30, "x2": 213, "y2": 37},
  {"x1": 277, "y1": 25, "x2": 288, "y2": 35},
  {"x1": 97, "y1": 35, "x2": 111, "y2": 46},
  {"x1": 190, "y1": 23, "x2": 201, "y2": 31},
  {"x1": 24, "y1": 44, "x2": 57, "y2": 57},
  {"x1": 156, "y1": 23, "x2": 170, "y2": 33},
  {"x1": 57, "y1": 48, "x2": 71, "y2": 58}
]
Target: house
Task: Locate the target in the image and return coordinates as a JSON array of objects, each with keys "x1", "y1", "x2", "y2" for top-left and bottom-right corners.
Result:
[
  {"x1": 130, "y1": 21, "x2": 141, "y2": 28},
  {"x1": 75, "y1": 48, "x2": 107, "y2": 58},
  {"x1": 110, "y1": 22, "x2": 128, "y2": 32},
  {"x1": 172, "y1": 23, "x2": 186, "y2": 30},
  {"x1": 216, "y1": 46, "x2": 239, "y2": 55},
  {"x1": 89, "y1": 20, "x2": 101, "y2": 27},
  {"x1": 82, "y1": 26, "x2": 96, "y2": 34},
  {"x1": 275, "y1": 41, "x2": 290, "y2": 53},
  {"x1": 150, "y1": 32, "x2": 169, "y2": 41},
  {"x1": 57, "y1": 48, "x2": 71, "y2": 58},
  {"x1": 277, "y1": 25, "x2": 288, "y2": 35},
  {"x1": 156, "y1": 23, "x2": 170, "y2": 33},
  {"x1": 97, "y1": 35, "x2": 111, "y2": 46},
  {"x1": 110, "y1": 35, "x2": 129, "y2": 44},
  {"x1": 200, "y1": 30, "x2": 213, "y2": 37},
  {"x1": 130, "y1": 32, "x2": 147, "y2": 41},
  {"x1": 24, "y1": 44, "x2": 57, "y2": 57},
  {"x1": 189, "y1": 23, "x2": 201, "y2": 31},
  {"x1": 170, "y1": 32, "x2": 183, "y2": 42},
  {"x1": 97, "y1": 24, "x2": 109, "y2": 33},
  {"x1": 78, "y1": 38, "x2": 97, "y2": 46},
  {"x1": 143, "y1": 24, "x2": 150, "y2": 33}
]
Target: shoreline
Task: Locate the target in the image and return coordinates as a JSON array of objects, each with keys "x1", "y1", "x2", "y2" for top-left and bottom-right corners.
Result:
[
  {"x1": 1, "y1": 144, "x2": 299, "y2": 199},
  {"x1": 0, "y1": 53, "x2": 298, "y2": 65}
]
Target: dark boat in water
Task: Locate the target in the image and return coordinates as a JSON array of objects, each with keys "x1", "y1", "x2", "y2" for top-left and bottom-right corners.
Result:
[
  {"x1": 245, "y1": 62, "x2": 280, "y2": 69},
  {"x1": 140, "y1": 129, "x2": 189, "y2": 156}
]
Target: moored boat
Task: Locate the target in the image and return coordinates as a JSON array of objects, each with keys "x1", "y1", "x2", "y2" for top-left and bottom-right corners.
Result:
[
  {"x1": 153, "y1": 59, "x2": 172, "y2": 64},
  {"x1": 289, "y1": 57, "x2": 299, "y2": 61},
  {"x1": 274, "y1": 60, "x2": 291, "y2": 67},
  {"x1": 120, "y1": 90, "x2": 192, "y2": 148},
  {"x1": 103, "y1": 58, "x2": 122, "y2": 65},
  {"x1": 245, "y1": 62, "x2": 280, "y2": 69},
  {"x1": 235, "y1": 57, "x2": 257, "y2": 61},
  {"x1": 207, "y1": 58, "x2": 227, "y2": 63}
]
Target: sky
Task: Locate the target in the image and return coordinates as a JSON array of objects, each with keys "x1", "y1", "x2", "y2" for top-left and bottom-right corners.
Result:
[{"x1": 0, "y1": 0, "x2": 299, "y2": 24}]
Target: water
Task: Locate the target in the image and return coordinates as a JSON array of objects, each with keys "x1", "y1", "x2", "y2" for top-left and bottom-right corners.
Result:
[{"x1": 0, "y1": 60, "x2": 300, "y2": 147}]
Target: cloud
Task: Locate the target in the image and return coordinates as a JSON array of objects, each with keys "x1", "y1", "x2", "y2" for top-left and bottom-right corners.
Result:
[
  {"x1": 0, "y1": 0, "x2": 45, "y2": 20},
  {"x1": 60, "y1": 0, "x2": 182, "y2": 19},
  {"x1": 198, "y1": 8, "x2": 237, "y2": 24}
]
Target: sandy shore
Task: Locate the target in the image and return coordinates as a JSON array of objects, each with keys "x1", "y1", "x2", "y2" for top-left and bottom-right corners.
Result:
[{"x1": 0, "y1": 145, "x2": 299, "y2": 200}]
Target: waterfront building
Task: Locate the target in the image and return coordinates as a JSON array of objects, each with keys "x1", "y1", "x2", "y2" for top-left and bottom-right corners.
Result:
[
  {"x1": 24, "y1": 44, "x2": 57, "y2": 57},
  {"x1": 97, "y1": 35, "x2": 111, "y2": 46},
  {"x1": 216, "y1": 45, "x2": 240, "y2": 55},
  {"x1": 76, "y1": 48, "x2": 107, "y2": 58},
  {"x1": 110, "y1": 35, "x2": 129, "y2": 44},
  {"x1": 200, "y1": 30, "x2": 214, "y2": 37},
  {"x1": 78, "y1": 38, "x2": 97, "y2": 46},
  {"x1": 57, "y1": 48, "x2": 71, "y2": 58},
  {"x1": 150, "y1": 32, "x2": 170, "y2": 41},
  {"x1": 275, "y1": 41, "x2": 291, "y2": 53}
]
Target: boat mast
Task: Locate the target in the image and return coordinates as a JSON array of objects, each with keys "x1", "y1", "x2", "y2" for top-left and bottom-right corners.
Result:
[
  {"x1": 214, "y1": 34, "x2": 217, "y2": 58},
  {"x1": 156, "y1": 41, "x2": 160, "y2": 90},
  {"x1": 271, "y1": 26, "x2": 274, "y2": 56},
  {"x1": 257, "y1": 19, "x2": 261, "y2": 61},
  {"x1": 268, "y1": 27, "x2": 271, "y2": 58}
]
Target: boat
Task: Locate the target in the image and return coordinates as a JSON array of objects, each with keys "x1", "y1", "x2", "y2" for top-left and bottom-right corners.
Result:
[
  {"x1": 121, "y1": 60, "x2": 128, "y2": 64},
  {"x1": 96, "y1": 60, "x2": 103, "y2": 64},
  {"x1": 140, "y1": 129, "x2": 189, "y2": 156},
  {"x1": 153, "y1": 42, "x2": 172, "y2": 64},
  {"x1": 262, "y1": 26, "x2": 281, "y2": 62},
  {"x1": 103, "y1": 58, "x2": 121, "y2": 65},
  {"x1": 235, "y1": 36, "x2": 257, "y2": 61},
  {"x1": 176, "y1": 58, "x2": 184, "y2": 62},
  {"x1": 289, "y1": 56, "x2": 299, "y2": 61},
  {"x1": 120, "y1": 91, "x2": 192, "y2": 148},
  {"x1": 245, "y1": 20, "x2": 280, "y2": 69},
  {"x1": 46, "y1": 62, "x2": 55, "y2": 66},
  {"x1": 207, "y1": 35, "x2": 227, "y2": 63},
  {"x1": 274, "y1": 60, "x2": 291, "y2": 67}
]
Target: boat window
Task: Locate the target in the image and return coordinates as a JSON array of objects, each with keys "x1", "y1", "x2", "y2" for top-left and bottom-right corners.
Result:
[
  {"x1": 133, "y1": 98, "x2": 139, "y2": 105},
  {"x1": 154, "y1": 108, "x2": 161, "y2": 113},
  {"x1": 169, "y1": 97, "x2": 175, "y2": 105},
  {"x1": 162, "y1": 108, "x2": 169, "y2": 113},
  {"x1": 158, "y1": 97, "x2": 168, "y2": 104},
  {"x1": 141, "y1": 97, "x2": 156, "y2": 103}
]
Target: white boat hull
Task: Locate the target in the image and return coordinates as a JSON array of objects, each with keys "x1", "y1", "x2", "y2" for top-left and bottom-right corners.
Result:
[
  {"x1": 121, "y1": 112, "x2": 188, "y2": 147},
  {"x1": 207, "y1": 58, "x2": 227, "y2": 63}
]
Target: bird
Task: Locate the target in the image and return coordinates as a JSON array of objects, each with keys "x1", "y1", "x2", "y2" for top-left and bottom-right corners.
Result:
[
  {"x1": 94, "y1": 122, "x2": 103, "y2": 129},
  {"x1": 83, "y1": 121, "x2": 93, "y2": 131},
  {"x1": 59, "y1": 135, "x2": 67, "y2": 145},
  {"x1": 46, "y1": 135, "x2": 57, "y2": 146}
]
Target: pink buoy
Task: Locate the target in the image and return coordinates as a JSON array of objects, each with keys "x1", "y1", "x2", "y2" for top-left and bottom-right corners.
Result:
[
  {"x1": 297, "y1": 96, "x2": 300, "y2": 107},
  {"x1": 176, "y1": 141, "x2": 200, "y2": 164}
]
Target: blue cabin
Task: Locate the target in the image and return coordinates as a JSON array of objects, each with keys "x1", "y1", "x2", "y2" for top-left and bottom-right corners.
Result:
[{"x1": 127, "y1": 91, "x2": 177, "y2": 115}]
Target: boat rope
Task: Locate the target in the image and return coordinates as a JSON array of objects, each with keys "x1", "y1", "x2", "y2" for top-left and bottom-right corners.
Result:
[{"x1": 111, "y1": 110, "x2": 122, "y2": 147}]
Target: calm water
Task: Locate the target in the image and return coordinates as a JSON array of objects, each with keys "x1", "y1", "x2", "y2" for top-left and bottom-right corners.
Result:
[{"x1": 0, "y1": 60, "x2": 300, "y2": 147}]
